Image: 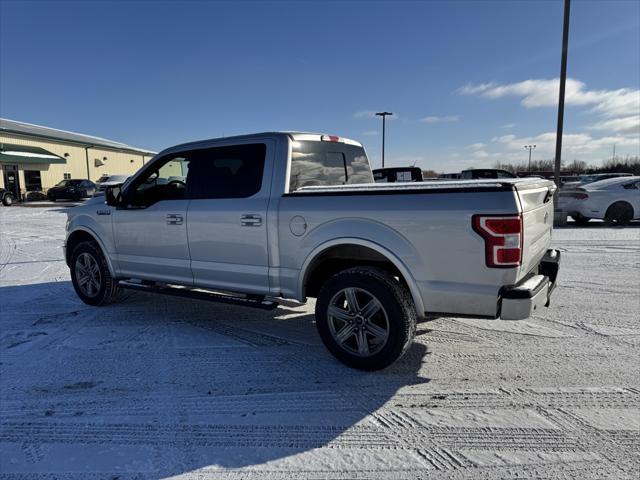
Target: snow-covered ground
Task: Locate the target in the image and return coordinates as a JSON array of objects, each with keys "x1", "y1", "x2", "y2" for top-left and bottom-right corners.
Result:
[{"x1": 1, "y1": 206, "x2": 638, "y2": 479}]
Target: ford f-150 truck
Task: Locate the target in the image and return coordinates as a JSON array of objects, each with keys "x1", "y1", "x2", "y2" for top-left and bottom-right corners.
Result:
[{"x1": 65, "y1": 132, "x2": 560, "y2": 370}]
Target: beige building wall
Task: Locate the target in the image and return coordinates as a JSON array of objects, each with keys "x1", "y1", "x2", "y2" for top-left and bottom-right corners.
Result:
[
  {"x1": 0, "y1": 133, "x2": 153, "y2": 194},
  {"x1": 86, "y1": 148, "x2": 147, "y2": 181}
]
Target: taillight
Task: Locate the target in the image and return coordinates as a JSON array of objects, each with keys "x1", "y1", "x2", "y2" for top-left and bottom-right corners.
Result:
[
  {"x1": 559, "y1": 189, "x2": 589, "y2": 200},
  {"x1": 472, "y1": 214, "x2": 523, "y2": 268}
]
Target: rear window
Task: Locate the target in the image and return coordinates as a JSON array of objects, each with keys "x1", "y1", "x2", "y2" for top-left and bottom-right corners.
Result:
[{"x1": 289, "y1": 141, "x2": 373, "y2": 191}]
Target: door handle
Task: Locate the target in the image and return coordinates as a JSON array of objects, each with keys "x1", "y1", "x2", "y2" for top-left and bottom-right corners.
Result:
[
  {"x1": 241, "y1": 214, "x2": 262, "y2": 226},
  {"x1": 166, "y1": 214, "x2": 183, "y2": 225}
]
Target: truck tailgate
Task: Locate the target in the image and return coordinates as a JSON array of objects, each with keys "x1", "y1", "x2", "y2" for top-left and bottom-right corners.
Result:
[{"x1": 515, "y1": 180, "x2": 556, "y2": 278}]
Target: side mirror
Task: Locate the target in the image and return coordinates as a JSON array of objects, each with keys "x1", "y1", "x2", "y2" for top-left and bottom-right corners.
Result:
[{"x1": 105, "y1": 185, "x2": 122, "y2": 207}]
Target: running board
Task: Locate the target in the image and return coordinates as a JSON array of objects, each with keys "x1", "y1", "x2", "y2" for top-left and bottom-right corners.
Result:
[{"x1": 118, "y1": 281, "x2": 279, "y2": 310}]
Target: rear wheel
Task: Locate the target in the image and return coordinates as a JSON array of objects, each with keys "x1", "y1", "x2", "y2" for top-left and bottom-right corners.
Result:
[
  {"x1": 2, "y1": 194, "x2": 12, "y2": 206},
  {"x1": 571, "y1": 214, "x2": 591, "y2": 226},
  {"x1": 605, "y1": 202, "x2": 633, "y2": 226},
  {"x1": 70, "y1": 241, "x2": 121, "y2": 306},
  {"x1": 315, "y1": 267, "x2": 417, "y2": 371}
]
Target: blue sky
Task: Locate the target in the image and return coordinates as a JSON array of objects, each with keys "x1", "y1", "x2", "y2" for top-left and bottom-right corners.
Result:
[{"x1": 1, "y1": 0, "x2": 638, "y2": 171}]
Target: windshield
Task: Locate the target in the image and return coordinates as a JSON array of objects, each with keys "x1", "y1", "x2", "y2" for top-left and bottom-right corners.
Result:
[
  {"x1": 289, "y1": 140, "x2": 373, "y2": 191},
  {"x1": 55, "y1": 180, "x2": 81, "y2": 187}
]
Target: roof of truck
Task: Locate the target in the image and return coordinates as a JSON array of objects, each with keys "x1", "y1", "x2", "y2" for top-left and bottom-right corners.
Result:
[{"x1": 160, "y1": 132, "x2": 362, "y2": 155}]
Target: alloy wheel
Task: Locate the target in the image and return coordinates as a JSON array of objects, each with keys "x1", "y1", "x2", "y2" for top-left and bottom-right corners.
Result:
[
  {"x1": 75, "y1": 252, "x2": 102, "y2": 298},
  {"x1": 327, "y1": 287, "x2": 389, "y2": 357}
]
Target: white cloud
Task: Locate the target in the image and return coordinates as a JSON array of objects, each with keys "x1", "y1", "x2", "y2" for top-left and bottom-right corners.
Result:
[
  {"x1": 459, "y1": 78, "x2": 640, "y2": 127},
  {"x1": 421, "y1": 115, "x2": 460, "y2": 124},
  {"x1": 353, "y1": 110, "x2": 377, "y2": 119},
  {"x1": 502, "y1": 123, "x2": 517, "y2": 129},
  {"x1": 471, "y1": 150, "x2": 490, "y2": 159},
  {"x1": 589, "y1": 115, "x2": 640, "y2": 135},
  {"x1": 362, "y1": 130, "x2": 379, "y2": 136},
  {"x1": 494, "y1": 131, "x2": 639, "y2": 157},
  {"x1": 467, "y1": 142, "x2": 487, "y2": 150}
]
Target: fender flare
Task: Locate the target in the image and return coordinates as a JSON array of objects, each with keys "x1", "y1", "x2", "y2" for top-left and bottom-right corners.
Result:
[
  {"x1": 298, "y1": 237, "x2": 426, "y2": 317},
  {"x1": 66, "y1": 226, "x2": 117, "y2": 277}
]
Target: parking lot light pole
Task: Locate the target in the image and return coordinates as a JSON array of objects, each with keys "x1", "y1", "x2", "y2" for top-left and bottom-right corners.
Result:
[
  {"x1": 524, "y1": 145, "x2": 537, "y2": 173},
  {"x1": 376, "y1": 112, "x2": 393, "y2": 168},
  {"x1": 554, "y1": 0, "x2": 571, "y2": 190}
]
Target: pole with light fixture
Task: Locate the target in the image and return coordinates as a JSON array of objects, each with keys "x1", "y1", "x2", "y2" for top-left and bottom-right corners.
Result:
[
  {"x1": 375, "y1": 112, "x2": 393, "y2": 168},
  {"x1": 524, "y1": 144, "x2": 536, "y2": 173}
]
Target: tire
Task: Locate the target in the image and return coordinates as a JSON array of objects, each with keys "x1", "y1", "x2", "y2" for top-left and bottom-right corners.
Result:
[
  {"x1": 571, "y1": 214, "x2": 591, "y2": 226},
  {"x1": 604, "y1": 201, "x2": 633, "y2": 226},
  {"x1": 315, "y1": 266, "x2": 417, "y2": 371},
  {"x1": 2, "y1": 195, "x2": 12, "y2": 206},
  {"x1": 70, "y1": 241, "x2": 121, "y2": 306}
]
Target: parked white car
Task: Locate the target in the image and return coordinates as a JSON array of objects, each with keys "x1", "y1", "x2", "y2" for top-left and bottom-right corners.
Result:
[
  {"x1": 94, "y1": 174, "x2": 130, "y2": 196},
  {"x1": 561, "y1": 172, "x2": 633, "y2": 189},
  {"x1": 559, "y1": 176, "x2": 640, "y2": 225},
  {"x1": 64, "y1": 132, "x2": 560, "y2": 370}
]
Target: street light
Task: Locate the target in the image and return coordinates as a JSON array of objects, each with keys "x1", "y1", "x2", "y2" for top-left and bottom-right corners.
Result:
[
  {"x1": 524, "y1": 144, "x2": 537, "y2": 173},
  {"x1": 376, "y1": 112, "x2": 393, "y2": 167}
]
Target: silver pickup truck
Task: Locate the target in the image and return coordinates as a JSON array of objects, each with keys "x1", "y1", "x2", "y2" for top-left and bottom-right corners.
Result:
[{"x1": 65, "y1": 132, "x2": 560, "y2": 370}]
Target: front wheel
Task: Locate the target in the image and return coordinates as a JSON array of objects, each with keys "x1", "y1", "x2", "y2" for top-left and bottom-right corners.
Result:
[
  {"x1": 2, "y1": 195, "x2": 12, "y2": 206},
  {"x1": 315, "y1": 267, "x2": 417, "y2": 371},
  {"x1": 70, "y1": 241, "x2": 121, "y2": 306}
]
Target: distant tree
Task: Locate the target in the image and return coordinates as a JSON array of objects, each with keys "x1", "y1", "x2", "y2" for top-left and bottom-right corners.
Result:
[
  {"x1": 422, "y1": 169, "x2": 438, "y2": 178},
  {"x1": 492, "y1": 156, "x2": 639, "y2": 175}
]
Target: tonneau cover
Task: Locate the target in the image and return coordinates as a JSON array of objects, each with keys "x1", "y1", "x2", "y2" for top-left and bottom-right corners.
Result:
[{"x1": 292, "y1": 178, "x2": 554, "y2": 194}]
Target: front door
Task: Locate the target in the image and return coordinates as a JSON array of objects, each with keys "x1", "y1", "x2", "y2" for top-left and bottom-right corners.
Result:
[
  {"x1": 113, "y1": 155, "x2": 192, "y2": 285},
  {"x1": 185, "y1": 142, "x2": 273, "y2": 294},
  {"x1": 3, "y1": 165, "x2": 20, "y2": 199}
]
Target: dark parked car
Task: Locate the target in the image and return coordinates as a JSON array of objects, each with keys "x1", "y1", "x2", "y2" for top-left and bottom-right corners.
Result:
[
  {"x1": 47, "y1": 179, "x2": 96, "y2": 201},
  {"x1": 460, "y1": 169, "x2": 517, "y2": 179},
  {"x1": 373, "y1": 167, "x2": 423, "y2": 183},
  {"x1": 0, "y1": 187, "x2": 13, "y2": 206}
]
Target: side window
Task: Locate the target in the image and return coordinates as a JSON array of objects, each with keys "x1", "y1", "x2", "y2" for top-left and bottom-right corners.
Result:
[
  {"x1": 185, "y1": 143, "x2": 266, "y2": 199},
  {"x1": 128, "y1": 155, "x2": 189, "y2": 206}
]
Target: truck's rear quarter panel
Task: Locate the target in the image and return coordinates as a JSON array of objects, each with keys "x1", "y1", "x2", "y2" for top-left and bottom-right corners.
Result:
[{"x1": 277, "y1": 188, "x2": 525, "y2": 318}]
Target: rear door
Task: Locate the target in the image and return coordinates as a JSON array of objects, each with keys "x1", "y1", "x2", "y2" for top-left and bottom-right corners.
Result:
[
  {"x1": 515, "y1": 180, "x2": 556, "y2": 275},
  {"x1": 186, "y1": 141, "x2": 274, "y2": 294}
]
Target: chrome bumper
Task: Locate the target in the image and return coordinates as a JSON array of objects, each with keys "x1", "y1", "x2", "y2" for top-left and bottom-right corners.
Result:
[{"x1": 500, "y1": 249, "x2": 560, "y2": 320}]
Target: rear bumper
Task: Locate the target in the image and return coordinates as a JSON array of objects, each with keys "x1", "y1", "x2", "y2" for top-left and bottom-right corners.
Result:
[{"x1": 499, "y1": 249, "x2": 560, "y2": 320}]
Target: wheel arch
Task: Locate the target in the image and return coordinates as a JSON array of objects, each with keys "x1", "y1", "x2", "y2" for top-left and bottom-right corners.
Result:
[
  {"x1": 607, "y1": 199, "x2": 635, "y2": 216},
  {"x1": 299, "y1": 238, "x2": 425, "y2": 318},
  {"x1": 65, "y1": 227, "x2": 116, "y2": 277}
]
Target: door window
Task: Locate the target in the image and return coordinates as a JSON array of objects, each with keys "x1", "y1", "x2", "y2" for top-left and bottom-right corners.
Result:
[
  {"x1": 185, "y1": 144, "x2": 266, "y2": 199},
  {"x1": 128, "y1": 156, "x2": 189, "y2": 206},
  {"x1": 125, "y1": 144, "x2": 266, "y2": 206}
]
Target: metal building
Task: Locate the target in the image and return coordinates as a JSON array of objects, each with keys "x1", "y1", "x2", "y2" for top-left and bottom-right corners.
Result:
[{"x1": 0, "y1": 118, "x2": 155, "y2": 200}]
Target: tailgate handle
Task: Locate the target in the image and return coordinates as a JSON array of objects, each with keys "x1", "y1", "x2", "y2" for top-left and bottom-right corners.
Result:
[{"x1": 543, "y1": 185, "x2": 556, "y2": 203}]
